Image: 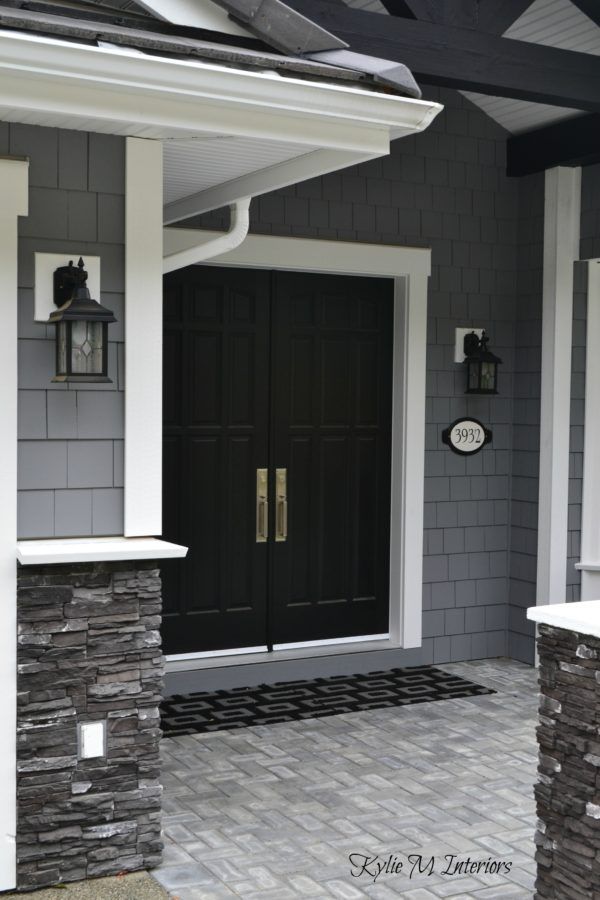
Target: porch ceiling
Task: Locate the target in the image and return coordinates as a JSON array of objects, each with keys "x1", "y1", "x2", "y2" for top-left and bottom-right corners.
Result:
[{"x1": 163, "y1": 136, "x2": 317, "y2": 207}]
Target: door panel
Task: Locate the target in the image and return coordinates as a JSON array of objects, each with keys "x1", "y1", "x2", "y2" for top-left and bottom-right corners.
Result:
[
  {"x1": 162, "y1": 266, "x2": 394, "y2": 654},
  {"x1": 270, "y1": 271, "x2": 393, "y2": 645},
  {"x1": 161, "y1": 267, "x2": 270, "y2": 654}
]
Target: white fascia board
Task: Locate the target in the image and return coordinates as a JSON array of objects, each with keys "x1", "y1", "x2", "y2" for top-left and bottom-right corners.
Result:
[
  {"x1": 17, "y1": 537, "x2": 188, "y2": 566},
  {"x1": 163, "y1": 228, "x2": 432, "y2": 278},
  {"x1": 136, "y1": 0, "x2": 250, "y2": 37},
  {"x1": 0, "y1": 30, "x2": 441, "y2": 148}
]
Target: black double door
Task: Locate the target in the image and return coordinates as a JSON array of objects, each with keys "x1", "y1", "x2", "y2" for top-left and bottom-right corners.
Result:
[{"x1": 161, "y1": 265, "x2": 393, "y2": 655}]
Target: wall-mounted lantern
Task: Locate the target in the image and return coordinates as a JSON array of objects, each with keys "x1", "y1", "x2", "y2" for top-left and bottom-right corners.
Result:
[
  {"x1": 463, "y1": 329, "x2": 502, "y2": 395},
  {"x1": 48, "y1": 258, "x2": 116, "y2": 383}
]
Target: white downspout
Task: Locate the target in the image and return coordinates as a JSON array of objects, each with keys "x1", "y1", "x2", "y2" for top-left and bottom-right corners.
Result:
[{"x1": 162, "y1": 197, "x2": 251, "y2": 273}]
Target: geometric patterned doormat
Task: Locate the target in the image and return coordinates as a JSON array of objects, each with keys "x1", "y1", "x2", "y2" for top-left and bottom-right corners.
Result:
[{"x1": 160, "y1": 665, "x2": 495, "y2": 737}]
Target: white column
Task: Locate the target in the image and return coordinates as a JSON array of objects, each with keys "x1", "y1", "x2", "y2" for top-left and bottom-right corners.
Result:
[
  {"x1": 578, "y1": 260, "x2": 600, "y2": 600},
  {"x1": 0, "y1": 157, "x2": 28, "y2": 891},
  {"x1": 124, "y1": 138, "x2": 163, "y2": 536},
  {"x1": 536, "y1": 166, "x2": 581, "y2": 606},
  {"x1": 389, "y1": 273, "x2": 428, "y2": 647}
]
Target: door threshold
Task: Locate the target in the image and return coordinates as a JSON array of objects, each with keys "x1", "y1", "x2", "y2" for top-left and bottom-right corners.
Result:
[{"x1": 165, "y1": 635, "x2": 398, "y2": 674}]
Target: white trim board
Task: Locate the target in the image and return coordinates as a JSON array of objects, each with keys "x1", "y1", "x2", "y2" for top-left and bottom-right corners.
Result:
[
  {"x1": 125, "y1": 138, "x2": 164, "y2": 537},
  {"x1": 536, "y1": 166, "x2": 581, "y2": 607},
  {"x1": 0, "y1": 157, "x2": 29, "y2": 893},
  {"x1": 578, "y1": 259, "x2": 600, "y2": 601},
  {"x1": 161, "y1": 229, "x2": 431, "y2": 649},
  {"x1": 16, "y1": 537, "x2": 188, "y2": 566}
]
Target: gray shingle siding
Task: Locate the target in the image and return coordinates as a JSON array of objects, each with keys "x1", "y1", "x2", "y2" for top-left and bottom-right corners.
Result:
[{"x1": 14, "y1": 124, "x2": 125, "y2": 539}]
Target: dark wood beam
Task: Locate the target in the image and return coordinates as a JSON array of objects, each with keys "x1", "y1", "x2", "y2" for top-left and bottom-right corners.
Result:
[
  {"x1": 570, "y1": 0, "x2": 600, "y2": 26},
  {"x1": 507, "y1": 113, "x2": 600, "y2": 176},
  {"x1": 287, "y1": 0, "x2": 600, "y2": 111},
  {"x1": 379, "y1": 0, "x2": 417, "y2": 19},
  {"x1": 382, "y1": 0, "x2": 478, "y2": 27},
  {"x1": 476, "y1": 0, "x2": 534, "y2": 34}
]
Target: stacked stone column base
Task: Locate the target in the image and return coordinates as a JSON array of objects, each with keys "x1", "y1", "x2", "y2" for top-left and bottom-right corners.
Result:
[
  {"x1": 534, "y1": 623, "x2": 600, "y2": 898},
  {"x1": 17, "y1": 561, "x2": 164, "y2": 890}
]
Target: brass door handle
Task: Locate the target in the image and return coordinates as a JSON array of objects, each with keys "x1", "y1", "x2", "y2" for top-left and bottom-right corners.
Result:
[
  {"x1": 256, "y1": 468, "x2": 268, "y2": 542},
  {"x1": 275, "y1": 468, "x2": 287, "y2": 542}
]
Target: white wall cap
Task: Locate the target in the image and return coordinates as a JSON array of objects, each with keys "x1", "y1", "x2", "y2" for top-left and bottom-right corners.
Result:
[
  {"x1": 17, "y1": 536, "x2": 188, "y2": 565},
  {"x1": 527, "y1": 600, "x2": 600, "y2": 639}
]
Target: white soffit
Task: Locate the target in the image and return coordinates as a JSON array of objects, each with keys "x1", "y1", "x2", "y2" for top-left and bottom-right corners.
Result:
[{"x1": 164, "y1": 136, "x2": 317, "y2": 205}]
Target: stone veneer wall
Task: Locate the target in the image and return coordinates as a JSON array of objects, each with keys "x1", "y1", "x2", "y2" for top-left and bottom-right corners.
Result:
[
  {"x1": 534, "y1": 624, "x2": 600, "y2": 899},
  {"x1": 17, "y1": 561, "x2": 163, "y2": 890}
]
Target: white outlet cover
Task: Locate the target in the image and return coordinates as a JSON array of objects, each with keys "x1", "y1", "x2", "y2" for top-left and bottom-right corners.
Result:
[
  {"x1": 34, "y1": 253, "x2": 101, "y2": 323},
  {"x1": 78, "y1": 721, "x2": 106, "y2": 759},
  {"x1": 454, "y1": 327, "x2": 483, "y2": 363}
]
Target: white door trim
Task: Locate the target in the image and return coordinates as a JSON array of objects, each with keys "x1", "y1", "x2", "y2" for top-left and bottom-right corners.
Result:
[
  {"x1": 536, "y1": 166, "x2": 581, "y2": 607},
  {"x1": 0, "y1": 156, "x2": 29, "y2": 892},
  {"x1": 163, "y1": 227, "x2": 431, "y2": 649}
]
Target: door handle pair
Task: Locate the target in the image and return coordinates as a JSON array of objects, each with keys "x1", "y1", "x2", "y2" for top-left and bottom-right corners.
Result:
[{"x1": 256, "y1": 468, "x2": 287, "y2": 543}]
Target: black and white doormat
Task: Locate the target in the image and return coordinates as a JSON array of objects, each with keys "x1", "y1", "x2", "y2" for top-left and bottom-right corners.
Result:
[{"x1": 161, "y1": 665, "x2": 495, "y2": 736}]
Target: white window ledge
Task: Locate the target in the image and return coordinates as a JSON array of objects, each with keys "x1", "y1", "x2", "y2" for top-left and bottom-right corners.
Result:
[
  {"x1": 17, "y1": 536, "x2": 188, "y2": 566},
  {"x1": 575, "y1": 562, "x2": 600, "y2": 571},
  {"x1": 527, "y1": 600, "x2": 600, "y2": 639}
]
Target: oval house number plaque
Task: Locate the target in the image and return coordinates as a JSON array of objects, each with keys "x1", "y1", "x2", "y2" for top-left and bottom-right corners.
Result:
[{"x1": 442, "y1": 417, "x2": 492, "y2": 456}]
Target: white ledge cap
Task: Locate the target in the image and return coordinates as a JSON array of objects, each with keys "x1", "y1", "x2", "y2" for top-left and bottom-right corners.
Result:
[
  {"x1": 527, "y1": 601, "x2": 600, "y2": 639},
  {"x1": 17, "y1": 536, "x2": 188, "y2": 566}
]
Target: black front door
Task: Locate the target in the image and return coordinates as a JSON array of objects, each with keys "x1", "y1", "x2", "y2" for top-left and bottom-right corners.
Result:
[{"x1": 162, "y1": 266, "x2": 393, "y2": 655}]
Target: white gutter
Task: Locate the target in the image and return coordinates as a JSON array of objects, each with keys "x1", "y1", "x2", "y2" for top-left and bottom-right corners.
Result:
[{"x1": 163, "y1": 197, "x2": 251, "y2": 273}]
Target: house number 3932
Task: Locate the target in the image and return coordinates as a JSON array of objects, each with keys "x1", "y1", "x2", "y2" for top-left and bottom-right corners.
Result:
[{"x1": 441, "y1": 417, "x2": 492, "y2": 456}]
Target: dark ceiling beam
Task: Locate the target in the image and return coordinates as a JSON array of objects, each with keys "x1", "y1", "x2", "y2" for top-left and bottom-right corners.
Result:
[
  {"x1": 379, "y1": 0, "x2": 417, "y2": 19},
  {"x1": 507, "y1": 114, "x2": 600, "y2": 177},
  {"x1": 476, "y1": 0, "x2": 534, "y2": 34},
  {"x1": 287, "y1": 0, "x2": 600, "y2": 111},
  {"x1": 381, "y1": 0, "x2": 479, "y2": 27}
]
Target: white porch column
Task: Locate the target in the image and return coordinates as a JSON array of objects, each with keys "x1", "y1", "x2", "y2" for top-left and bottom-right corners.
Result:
[
  {"x1": 0, "y1": 156, "x2": 28, "y2": 891},
  {"x1": 536, "y1": 166, "x2": 581, "y2": 607},
  {"x1": 124, "y1": 138, "x2": 163, "y2": 537},
  {"x1": 389, "y1": 273, "x2": 428, "y2": 648}
]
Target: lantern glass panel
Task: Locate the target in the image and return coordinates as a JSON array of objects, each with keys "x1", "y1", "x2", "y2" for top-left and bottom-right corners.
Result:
[
  {"x1": 468, "y1": 361, "x2": 480, "y2": 391},
  {"x1": 56, "y1": 322, "x2": 68, "y2": 375},
  {"x1": 480, "y1": 361, "x2": 495, "y2": 392},
  {"x1": 71, "y1": 320, "x2": 105, "y2": 375}
]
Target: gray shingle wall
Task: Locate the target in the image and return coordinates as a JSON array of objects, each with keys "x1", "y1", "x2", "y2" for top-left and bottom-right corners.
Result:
[
  {"x1": 193, "y1": 86, "x2": 518, "y2": 664},
  {"x1": 507, "y1": 172, "x2": 543, "y2": 664},
  {"x1": 9, "y1": 123, "x2": 125, "y2": 539}
]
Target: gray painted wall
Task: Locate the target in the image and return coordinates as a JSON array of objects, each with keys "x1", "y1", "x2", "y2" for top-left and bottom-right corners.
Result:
[{"x1": 10, "y1": 124, "x2": 125, "y2": 540}]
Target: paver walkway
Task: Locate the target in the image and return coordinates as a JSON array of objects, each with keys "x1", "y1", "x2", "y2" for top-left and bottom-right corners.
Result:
[{"x1": 154, "y1": 659, "x2": 539, "y2": 899}]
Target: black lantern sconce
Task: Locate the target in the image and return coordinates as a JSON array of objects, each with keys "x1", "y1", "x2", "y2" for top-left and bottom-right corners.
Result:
[
  {"x1": 463, "y1": 330, "x2": 502, "y2": 395},
  {"x1": 48, "y1": 258, "x2": 116, "y2": 383}
]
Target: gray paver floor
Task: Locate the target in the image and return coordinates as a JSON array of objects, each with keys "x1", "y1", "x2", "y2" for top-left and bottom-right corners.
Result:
[{"x1": 154, "y1": 659, "x2": 539, "y2": 899}]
